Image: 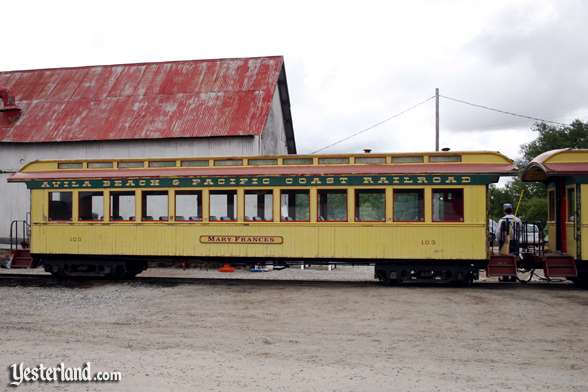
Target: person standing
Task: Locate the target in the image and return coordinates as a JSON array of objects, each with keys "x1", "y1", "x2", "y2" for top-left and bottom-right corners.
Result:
[{"x1": 497, "y1": 203, "x2": 522, "y2": 282}]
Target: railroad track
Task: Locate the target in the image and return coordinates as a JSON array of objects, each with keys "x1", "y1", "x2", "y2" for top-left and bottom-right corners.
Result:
[
  {"x1": 0, "y1": 272, "x2": 380, "y2": 288},
  {"x1": 0, "y1": 271, "x2": 577, "y2": 290}
]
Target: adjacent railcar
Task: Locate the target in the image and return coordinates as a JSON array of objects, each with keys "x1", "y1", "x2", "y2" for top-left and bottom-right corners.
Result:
[
  {"x1": 522, "y1": 148, "x2": 588, "y2": 285},
  {"x1": 8, "y1": 151, "x2": 516, "y2": 282}
]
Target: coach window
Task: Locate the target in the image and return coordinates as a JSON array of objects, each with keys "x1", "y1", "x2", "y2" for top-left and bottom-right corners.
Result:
[
  {"x1": 210, "y1": 190, "x2": 237, "y2": 221},
  {"x1": 548, "y1": 190, "x2": 555, "y2": 221},
  {"x1": 175, "y1": 191, "x2": 202, "y2": 221},
  {"x1": 393, "y1": 189, "x2": 424, "y2": 221},
  {"x1": 110, "y1": 191, "x2": 135, "y2": 221},
  {"x1": 318, "y1": 189, "x2": 347, "y2": 222},
  {"x1": 355, "y1": 189, "x2": 385, "y2": 221},
  {"x1": 245, "y1": 190, "x2": 273, "y2": 221},
  {"x1": 280, "y1": 190, "x2": 310, "y2": 221},
  {"x1": 48, "y1": 192, "x2": 73, "y2": 221},
  {"x1": 142, "y1": 191, "x2": 169, "y2": 221},
  {"x1": 432, "y1": 189, "x2": 464, "y2": 222},
  {"x1": 567, "y1": 187, "x2": 576, "y2": 222},
  {"x1": 79, "y1": 192, "x2": 104, "y2": 221}
]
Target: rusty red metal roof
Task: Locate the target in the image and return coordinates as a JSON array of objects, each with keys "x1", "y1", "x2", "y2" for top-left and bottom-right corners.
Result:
[
  {"x1": 0, "y1": 56, "x2": 287, "y2": 143},
  {"x1": 8, "y1": 163, "x2": 516, "y2": 182}
]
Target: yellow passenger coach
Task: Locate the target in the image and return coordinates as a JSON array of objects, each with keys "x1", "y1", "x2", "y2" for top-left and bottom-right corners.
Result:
[
  {"x1": 522, "y1": 148, "x2": 588, "y2": 285},
  {"x1": 9, "y1": 150, "x2": 516, "y2": 283}
]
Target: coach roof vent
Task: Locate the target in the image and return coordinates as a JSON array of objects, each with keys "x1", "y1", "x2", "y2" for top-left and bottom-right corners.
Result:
[{"x1": 0, "y1": 88, "x2": 22, "y2": 124}]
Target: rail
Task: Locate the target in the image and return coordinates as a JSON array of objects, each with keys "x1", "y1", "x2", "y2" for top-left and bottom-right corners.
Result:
[
  {"x1": 9, "y1": 219, "x2": 30, "y2": 252},
  {"x1": 489, "y1": 220, "x2": 545, "y2": 256}
]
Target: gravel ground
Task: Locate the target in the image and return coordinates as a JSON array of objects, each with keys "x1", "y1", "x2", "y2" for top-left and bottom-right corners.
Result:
[{"x1": 0, "y1": 266, "x2": 587, "y2": 391}]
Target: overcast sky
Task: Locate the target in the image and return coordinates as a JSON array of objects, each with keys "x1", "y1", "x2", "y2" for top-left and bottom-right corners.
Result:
[{"x1": 2, "y1": 0, "x2": 586, "y2": 159}]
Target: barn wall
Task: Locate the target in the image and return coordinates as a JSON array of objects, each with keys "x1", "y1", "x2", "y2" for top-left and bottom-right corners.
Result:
[
  {"x1": 259, "y1": 85, "x2": 288, "y2": 155},
  {"x1": 0, "y1": 136, "x2": 263, "y2": 242}
]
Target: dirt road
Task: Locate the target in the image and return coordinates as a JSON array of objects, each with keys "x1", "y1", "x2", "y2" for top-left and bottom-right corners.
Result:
[{"x1": 0, "y1": 267, "x2": 587, "y2": 391}]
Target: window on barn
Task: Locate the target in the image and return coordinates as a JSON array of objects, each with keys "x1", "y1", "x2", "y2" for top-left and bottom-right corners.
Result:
[
  {"x1": 175, "y1": 191, "x2": 202, "y2": 221},
  {"x1": 432, "y1": 189, "x2": 464, "y2": 222},
  {"x1": 48, "y1": 192, "x2": 73, "y2": 221},
  {"x1": 210, "y1": 190, "x2": 237, "y2": 221},
  {"x1": 142, "y1": 191, "x2": 169, "y2": 221},
  {"x1": 245, "y1": 190, "x2": 273, "y2": 221},
  {"x1": 318, "y1": 190, "x2": 347, "y2": 222},
  {"x1": 78, "y1": 192, "x2": 104, "y2": 221},
  {"x1": 280, "y1": 190, "x2": 310, "y2": 221},
  {"x1": 355, "y1": 189, "x2": 385, "y2": 222},
  {"x1": 393, "y1": 189, "x2": 424, "y2": 222},
  {"x1": 110, "y1": 191, "x2": 135, "y2": 221}
]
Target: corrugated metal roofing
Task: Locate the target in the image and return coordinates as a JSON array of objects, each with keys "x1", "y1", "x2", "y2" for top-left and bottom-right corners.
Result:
[{"x1": 0, "y1": 56, "x2": 285, "y2": 143}]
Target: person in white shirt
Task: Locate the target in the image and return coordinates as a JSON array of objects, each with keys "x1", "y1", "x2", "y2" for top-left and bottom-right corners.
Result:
[
  {"x1": 497, "y1": 203, "x2": 523, "y2": 256},
  {"x1": 497, "y1": 203, "x2": 522, "y2": 282}
]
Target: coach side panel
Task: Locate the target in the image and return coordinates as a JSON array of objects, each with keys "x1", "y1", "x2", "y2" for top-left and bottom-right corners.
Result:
[{"x1": 30, "y1": 186, "x2": 488, "y2": 262}]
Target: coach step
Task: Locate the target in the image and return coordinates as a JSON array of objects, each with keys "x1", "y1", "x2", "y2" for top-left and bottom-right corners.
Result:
[
  {"x1": 544, "y1": 255, "x2": 577, "y2": 278},
  {"x1": 7, "y1": 249, "x2": 33, "y2": 269}
]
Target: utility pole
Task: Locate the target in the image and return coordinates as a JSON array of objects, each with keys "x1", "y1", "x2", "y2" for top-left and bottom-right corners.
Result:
[{"x1": 435, "y1": 88, "x2": 439, "y2": 151}]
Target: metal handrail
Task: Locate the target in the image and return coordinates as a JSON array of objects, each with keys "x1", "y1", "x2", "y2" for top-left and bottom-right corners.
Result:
[{"x1": 9, "y1": 219, "x2": 30, "y2": 252}]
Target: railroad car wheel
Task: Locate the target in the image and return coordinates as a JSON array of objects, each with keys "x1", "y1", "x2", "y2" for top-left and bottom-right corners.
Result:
[
  {"x1": 572, "y1": 277, "x2": 588, "y2": 288},
  {"x1": 49, "y1": 270, "x2": 66, "y2": 279}
]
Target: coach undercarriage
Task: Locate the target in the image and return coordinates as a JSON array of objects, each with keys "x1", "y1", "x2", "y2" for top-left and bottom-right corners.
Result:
[
  {"x1": 38, "y1": 256, "x2": 147, "y2": 279},
  {"x1": 34, "y1": 254, "x2": 483, "y2": 283}
]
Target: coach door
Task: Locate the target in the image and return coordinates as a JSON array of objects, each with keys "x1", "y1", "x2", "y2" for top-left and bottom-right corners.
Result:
[
  {"x1": 554, "y1": 180, "x2": 579, "y2": 257},
  {"x1": 553, "y1": 180, "x2": 566, "y2": 254},
  {"x1": 565, "y1": 184, "x2": 580, "y2": 259}
]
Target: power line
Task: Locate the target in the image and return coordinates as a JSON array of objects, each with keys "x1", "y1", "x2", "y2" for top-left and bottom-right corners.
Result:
[
  {"x1": 311, "y1": 95, "x2": 435, "y2": 154},
  {"x1": 440, "y1": 94, "x2": 570, "y2": 127}
]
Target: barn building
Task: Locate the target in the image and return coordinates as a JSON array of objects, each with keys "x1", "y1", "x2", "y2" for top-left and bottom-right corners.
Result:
[{"x1": 0, "y1": 56, "x2": 296, "y2": 242}]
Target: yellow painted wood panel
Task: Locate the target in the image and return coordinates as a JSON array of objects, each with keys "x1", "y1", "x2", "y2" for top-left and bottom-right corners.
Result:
[
  {"x1": 547, "y1": 222, "x2": 556, "y2": 252},
  {"x1": 31, "y1": 223, "x2": 487, "y2": 261},
  {"x1": 545, "y1": 150, "x2": 588, "y2": 164}
]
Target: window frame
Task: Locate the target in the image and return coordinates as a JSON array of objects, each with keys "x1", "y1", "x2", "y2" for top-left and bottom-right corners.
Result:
[
  {"x1": 209, "y1": 190, "x2": 238, "y2": 222},
  {"x1": 244, "y1": 189, "x2": 274, "y2": 222},
  {"x1": 354, "y1": 188, "x2": 386, "y2": 222},
  {"x1": 431, "y1": 188, "x2": 464, "y2": 223},
  {"x1": 392, "y1": 188, "x2": 425, "y2": 222},
  {"x1": 317, "y1": 189, "x2": 348, "y2": 223},
  {"x1": 78, "y1": 191, "x2": 105, "y2": 222},
  {"x1": 280, "y1": 189, "x2": 310, "y2": 222},
  {"x1": 174, "y1": 190, "x2": 203, "y2": 222},
  {"x1": 109, "y1": 191, "x2": 136, "y2": 222},
  {"x1": 141, "y1": 190, "x2": 170, "y2": 222},
  {"x1": 567, "y1": 186, "x2": 576, "y2": 223},
  {"x1": 48, "y1": 191, "x2": 74, "y2": 222}
]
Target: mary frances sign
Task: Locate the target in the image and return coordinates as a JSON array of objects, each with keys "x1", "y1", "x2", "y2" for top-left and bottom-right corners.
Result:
[{"x1": 26, "y1": 174, "x2": 496, "y2": 190}]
